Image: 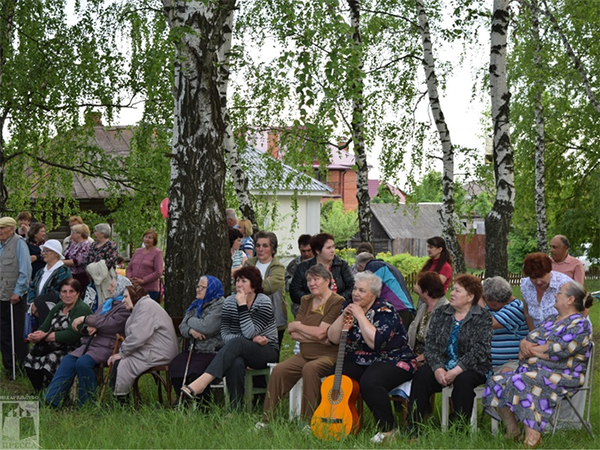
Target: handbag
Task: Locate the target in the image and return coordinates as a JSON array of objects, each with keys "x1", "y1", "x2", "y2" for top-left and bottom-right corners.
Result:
[{"x1": 29, "y1": 330, "x2": 62, "y2": 357}]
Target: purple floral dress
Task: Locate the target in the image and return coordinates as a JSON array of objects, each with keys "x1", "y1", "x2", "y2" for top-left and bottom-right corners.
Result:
[
  {"x1": 85, "y1": 240, "x2": 118, "y2": 270},
  {"x1": 482, "y1": 313, "x2": 591, "y2": 432}
]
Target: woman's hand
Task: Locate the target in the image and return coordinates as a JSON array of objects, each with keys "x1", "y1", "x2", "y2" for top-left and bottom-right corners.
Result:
[
  {"x1": 72, "y1": 316, "x2": 85, "y2": 331},
  {"x1": 107, "y1": 353, "x2": 122, "y2": 365},
  {"x1": 344, "y1": 303, "x2": 366, "y2": 321},
  {"x1": 45, "y1": 332, "x2": 56, "y2": 342},
  {"x1": 444, "y1": 366, "x2": 463, "y2": 385},
  {"x1": 287, "y1": 321, "x2": 301, "y2": 333},
  {"x1": 27, "y1": 330, "x2": 46, "y2": 343},
  {"x1": 130, "y1": 277, "x2": 144, "y2": 286},
  {"x1": 86, "y1": 326, "x2": 97, "y2": 336},
  {"x1": 415, "y1": 354, "x2": 426, "y2": 366},
  {"x1": 252, "y1": 335, "x2": 268, "y2": 346},
  {"x1": 190, "y1": 330, "x2": 206, "y2": 340},
  {"x1": 235, "y1": 291, "x2": 247, "y2": 306},
  {"x1": 434, "y1": 368, "x2": 448, "y2": 386},
  {"x1": 520, "y1": 339, "x2": 536, "y2": 358}
]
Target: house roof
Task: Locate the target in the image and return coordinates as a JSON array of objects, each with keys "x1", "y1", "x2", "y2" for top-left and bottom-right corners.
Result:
[
  {"x1": 244, "y1": 147, "x2": 332, "y2": 194},
  {"x1": 370, "y1": 203, "x2": 443, "y2": 239},
  {"x1": 368, "y1": 180, "x2": 407, "y2": 201}
]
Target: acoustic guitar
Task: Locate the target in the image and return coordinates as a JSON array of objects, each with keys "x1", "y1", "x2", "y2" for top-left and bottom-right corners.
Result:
[{"x1": 311, "y1": 314, "x2": 360, "y2": 441}]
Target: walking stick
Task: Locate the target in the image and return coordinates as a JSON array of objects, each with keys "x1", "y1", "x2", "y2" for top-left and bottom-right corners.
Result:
[
  {"x1": 178, "y1": 339, "x2": 195, "y2": 410},
  {"x1": 99, "y1": 333, "x2": 124, "y2": 404},
  {"x1": 10, "y1": 303, "x2": 16, "y2": 381}
]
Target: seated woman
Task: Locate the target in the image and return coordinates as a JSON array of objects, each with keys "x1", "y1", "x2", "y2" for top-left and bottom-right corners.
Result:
[
  {"x1": 27, "y1": 240, "x2": 73, "y2": 305},
  {"x1": 170, "y1": 275, "x2": 225, "y2": 400},
  {"x1": 483, "y1": 281, "x2": 593, "y2": 448},
  {"x1": 258, "y1": 264, "x2": 344, "y2": 426},
  {"x1": 126, "y1": 229, "x2": 164, "y2": 302},
  {"x1": 521, "y1": 252, "x2": 573, "y2": 330},
  {"x1": 25, "y1": 278, "x2": 92, "y2": 391},
  {"x1": 407, "y1": 272, "x2": 448, "y2": 365},
  {"x1": 108, "y1": 285, "x2": 179, "y2": 402},
  {"x1": 44, "y1": 275, "x2": 132, "y2": 407},
  {"x1": 245, "y1": 231, "x2": 286, "y2": 348},
  {"x1": 406, "y1": 274, "x2": 493, "y2": 435},
  {"x1": 326, "y1": 271, "x2": 417, "y2": 444},
  {"x1": 418, "y1": 236, "x2": 453, "y2": 293},
  {"x1": 181, "y1": 266, "x2": 279, "y2": 409}
]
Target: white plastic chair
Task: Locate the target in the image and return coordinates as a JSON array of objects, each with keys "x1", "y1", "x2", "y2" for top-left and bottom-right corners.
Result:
[
  {"x1": 441, "y1": 385, "x2": 484, "y2": 432},
  {"x1": 551, "y1": 341, "x2": 594, "y2": 437}
]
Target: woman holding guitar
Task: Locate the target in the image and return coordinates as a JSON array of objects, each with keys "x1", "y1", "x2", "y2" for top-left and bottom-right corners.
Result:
[{"x1": 325, "y1": 272, "x2": 417, "y2": 444}]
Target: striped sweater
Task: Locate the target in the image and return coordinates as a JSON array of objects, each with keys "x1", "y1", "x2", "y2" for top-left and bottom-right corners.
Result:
[{"x1": 220, "y1": 293, "x2": 279, "y2": 350}]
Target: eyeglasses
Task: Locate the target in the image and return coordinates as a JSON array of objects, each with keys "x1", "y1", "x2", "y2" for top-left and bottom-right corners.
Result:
[
  {"x1": 196, "y1": 285, "x2": 207, "y2": 291},
  {"x1": 556, "y1": 291, "x2": 569, "y2": 297}
]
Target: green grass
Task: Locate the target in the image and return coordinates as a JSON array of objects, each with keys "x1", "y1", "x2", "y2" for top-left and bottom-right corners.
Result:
[{"x1": 0, "y1": 282, "x2": 598, "y2": 448}]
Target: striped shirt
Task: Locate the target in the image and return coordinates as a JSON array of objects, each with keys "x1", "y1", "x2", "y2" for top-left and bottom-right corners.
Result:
[
  {"x1": 220, "y1": 293, "x2": 279, "y2": 349},
  {"x1": 488, "y1": 299, "x2": 529, "y2": 367}
]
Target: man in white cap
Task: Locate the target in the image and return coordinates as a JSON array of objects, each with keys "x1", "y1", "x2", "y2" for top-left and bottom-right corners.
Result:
[{"x1": 0, "y1": 216, "x2": 32, "y2": 376}]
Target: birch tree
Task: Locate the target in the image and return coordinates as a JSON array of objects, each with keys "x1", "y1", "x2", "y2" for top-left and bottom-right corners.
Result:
[
  {"x1": 415, "y1": 0, "x2": 467, "y2": 274},
  {"x1": 162, "y1": 0, "x2": 235, "y2": 315},
  {"x1": 485, "y1": 0, "x2": 514, "y2": 278}
]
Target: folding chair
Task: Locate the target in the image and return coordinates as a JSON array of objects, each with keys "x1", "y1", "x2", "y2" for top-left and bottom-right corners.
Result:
[{"x1": 551, "y1": 341, "x2": 594, "y2": 437}]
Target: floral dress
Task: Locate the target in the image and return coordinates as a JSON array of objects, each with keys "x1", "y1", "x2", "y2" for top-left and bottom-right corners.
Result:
[
  {"x1": 24, "y1": 310, "x2": 79, "y2": 375},
  {"x1": 85, "y1": 240, "x2": 118, "y2": 270},
  {"x1": 482, "y1": 313, "x2": 592, "y2": 432}
]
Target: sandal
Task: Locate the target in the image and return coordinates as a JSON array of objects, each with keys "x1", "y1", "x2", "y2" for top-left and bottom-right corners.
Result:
[{"x1": 181, "y1": 384, "x2": 199, "y2": 400}]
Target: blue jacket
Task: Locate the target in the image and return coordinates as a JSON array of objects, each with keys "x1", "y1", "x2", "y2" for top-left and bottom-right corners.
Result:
[{"x1": 365, "y1": 259, "x2": 415, "y2": 313}]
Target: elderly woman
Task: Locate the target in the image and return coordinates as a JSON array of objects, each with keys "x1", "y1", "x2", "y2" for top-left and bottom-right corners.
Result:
[
  {"x1": 126, "y1": 229, "x2": 164, "y2": 302},
  {"x1": 238, "y1": 219, "x2": 255, "y2": 258},
  {"x1": 181, "y1": 266, "x2": 279, "y2": 409},
  {"x1": 407, "y1": 272, "x2": 448, "y2": 365},
  {"x1": 406, "y1": 274, "x2": 492, "y2": 434},
  {"x1": 85, "y1": 223, "x2": 118, "y2": 271},
  {"x1": 483, "y1": 281, "x2": 593, "y2": 447},
  {"x1": 27, "y1": 240, "x2": 73, "y2": 305},
  {"x1": 245, "y1": 231, "x2": 286, "y2": 348},
  {"x1": 327, "y1": 271, "x2": 417, "y2": 443},
  {"x1": 481, "y1": 276, "x2": 529, "y2": 369},
  {"x1": 258, "y1": 265, "x2": 344, "y2": 426},
  {"x1": 108, "y1": 285, "x2": 178, "y2": 401},
  {"x1": 44, "y1": 275, "x2": 132, "y2": 406},
  {"x1": 63, "y1": 224, "x2": 91, "y2": 290},
  {"x1": 290, "y1": 233, "x2": 354, "y2": 309},
  {"x1": 419, "y1": 236, "x2": 453, "y2": 293},
  {"x1": 25, "y1": 279, "x2": 92, "y2": 391},
  {"x1": 170, "y1": 275, "x2": 225, "y2": 400},
  {"x1": 521, "y1": 252, "x2": 573, "y2": 331},
  {"x1": 26, "y1": 222, "x2": 47, "y2": 277}
]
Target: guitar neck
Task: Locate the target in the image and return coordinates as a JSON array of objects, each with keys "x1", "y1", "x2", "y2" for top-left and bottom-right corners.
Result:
[{"x1": 332, "y1": 328, "x2": 349, "y2": 391}]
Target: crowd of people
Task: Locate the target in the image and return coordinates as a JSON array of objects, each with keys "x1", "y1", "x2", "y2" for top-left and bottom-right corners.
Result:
[{"x1": 0, "y1": 210, "x2": 594, "y2": 447}]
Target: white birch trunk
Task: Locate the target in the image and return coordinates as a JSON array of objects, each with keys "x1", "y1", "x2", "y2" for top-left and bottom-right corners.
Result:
[
  {"x1": 531, "y1": 0, "x2": 548, "y2": 253},
  {"x1": 416, "y1": 0, "x2": 466, "y2": 274},
  {"x1": 162, "y1": 0, "x2": 235, "y2": 315},
  {"x1": 485, "y1": 0, "x2": 515, "y2": 278},
  {"x1": 347, "y1": 0, "x2": 373, "y2": 244}
]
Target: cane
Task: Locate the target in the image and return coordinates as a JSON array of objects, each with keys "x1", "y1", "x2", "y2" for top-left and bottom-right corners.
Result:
[
  {"x1": 99, "y1": 333, "x2": 124, "y2": 404},
  {"x1": 178, "y1": 339, "x2": 195, "y2": 410},
  {"x1": 10, "y1": 302, "x2": 16, "y2": 381}
]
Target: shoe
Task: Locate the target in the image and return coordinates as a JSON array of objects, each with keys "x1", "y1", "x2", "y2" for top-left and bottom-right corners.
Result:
[
  {"x1": 301, "y1": 424, "x2": 311, "y2": 435},
  {"x1": 254, "y1": 421, "x2": 268, "y2": 431},
  {"x1": 370, "y1": 429, "x2": 397, "y2": 444},
  {"x1": 180, "y1": 384, "x2": 199, "y2": 400},
  {"x1": 522, "y1": 437, "x2": 542, "y2": 449}
]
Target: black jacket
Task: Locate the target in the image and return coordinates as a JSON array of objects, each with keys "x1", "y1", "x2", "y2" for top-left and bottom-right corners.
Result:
[{"x1": 289, "y1": 256, "x2": 354, "y2": 305}]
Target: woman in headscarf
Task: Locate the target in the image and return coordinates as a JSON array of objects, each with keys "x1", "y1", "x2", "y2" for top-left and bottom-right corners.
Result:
[
  {"x1": 169, "y1": 275, "x2": 225, "y2": 401},
  {"x1": 44, "y1": 275, "x2": 132, "y2": 407}
]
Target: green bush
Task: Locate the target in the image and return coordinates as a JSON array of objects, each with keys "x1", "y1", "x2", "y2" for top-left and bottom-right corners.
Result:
[
  {"x1": 320, "y1": 200, "x2": 359, "y2": 247},
  {"x1": 336, "y1": 249, "x2": 428, "y2": 276}
]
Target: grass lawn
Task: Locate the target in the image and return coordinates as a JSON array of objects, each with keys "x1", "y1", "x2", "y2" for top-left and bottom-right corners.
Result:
[{"x1": 0, "y1": 280, "x2": 598, "y2": 448}]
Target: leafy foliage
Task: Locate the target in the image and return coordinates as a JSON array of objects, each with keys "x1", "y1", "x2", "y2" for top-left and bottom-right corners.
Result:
[{"x1": 320, "y1": 200, "x2": 358, "y2": 247}]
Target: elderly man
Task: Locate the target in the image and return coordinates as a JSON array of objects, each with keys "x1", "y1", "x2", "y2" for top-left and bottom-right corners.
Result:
[
  {"x1": 550, "y1": 235, "x2": 584, "y2": 285},
  {"x1": 481, "y1": 276, "x2": 528, "y2": 370},
  {"x1": 0, "y1": 217, "x2": 32, "y2": 377},
  {"x1": 354, "y1": 252, "x2": 415, "y2": 329},
  {"x1": 225, "y1": 208, "x2": 238, "y2": 229}
]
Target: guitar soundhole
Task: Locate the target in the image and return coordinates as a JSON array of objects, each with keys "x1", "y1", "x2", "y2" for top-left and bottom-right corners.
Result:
[{"x1": 328, "y1": 389, "x2": 342, "y2": 405}]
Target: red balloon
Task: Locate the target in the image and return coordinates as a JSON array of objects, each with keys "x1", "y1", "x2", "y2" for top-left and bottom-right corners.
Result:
[{"x1": 160, "y1": 198, "x2": 169, "y2": 219}]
